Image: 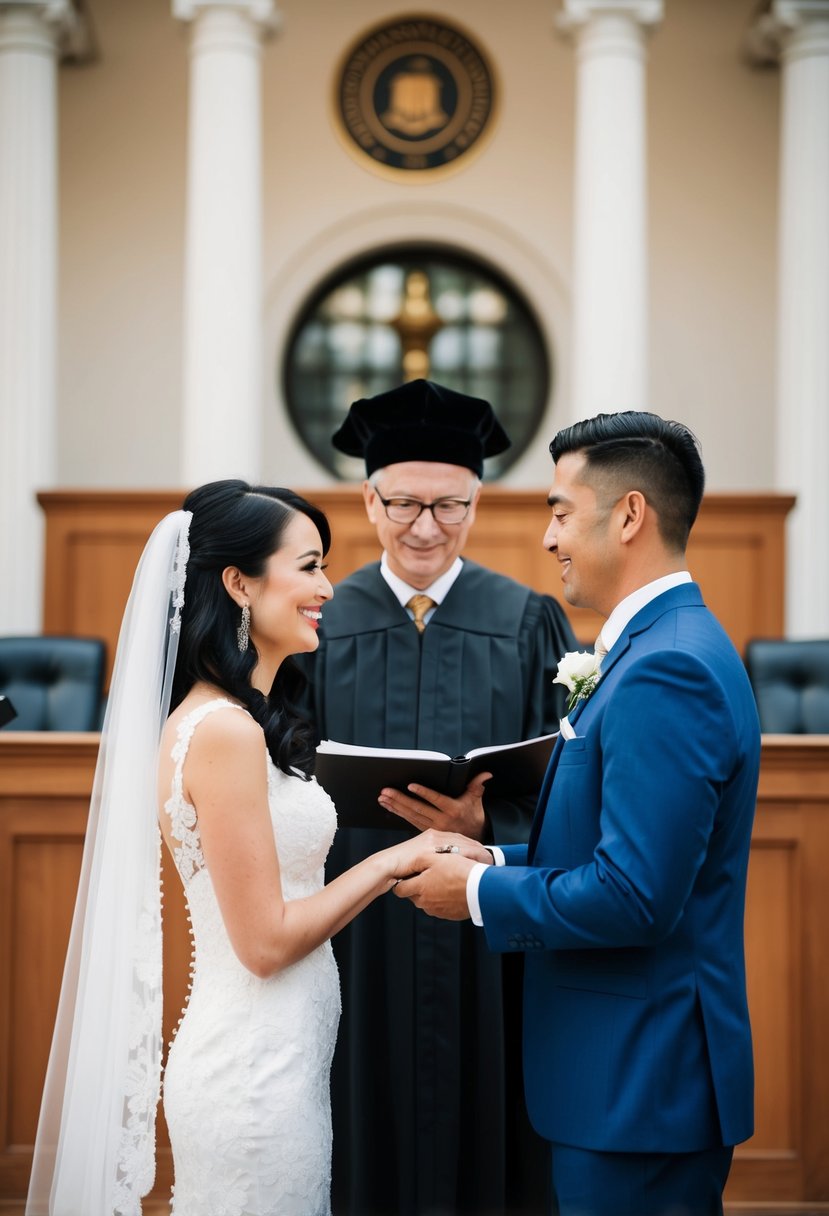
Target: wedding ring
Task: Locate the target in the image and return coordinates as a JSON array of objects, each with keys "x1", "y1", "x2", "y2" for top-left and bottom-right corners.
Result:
[{"x1": 435, "y1": 844, "x2": 460, "y2": 854}]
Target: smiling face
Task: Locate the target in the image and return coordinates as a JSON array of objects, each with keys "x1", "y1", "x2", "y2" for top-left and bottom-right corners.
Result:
[
  {"x1": 543, "y1": 451, "x2": 623, "y2": 617},
  {"x1": 244, "y1": 511, "x2": 333, "y2": 668},
  {"x1": 363, "y1": 461, "x2": 481, "y2": 589}
]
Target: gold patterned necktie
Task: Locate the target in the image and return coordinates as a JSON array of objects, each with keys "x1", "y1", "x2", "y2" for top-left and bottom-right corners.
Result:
[
  {"x1": 594, "y1": 633, "x2": 608, "y2": 663},
  {"x1": 407, "y1": 593, "x2": 437, "y2": 634}
]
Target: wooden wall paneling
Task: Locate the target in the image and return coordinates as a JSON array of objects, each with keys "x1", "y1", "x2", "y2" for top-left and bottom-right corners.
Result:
[
  {"x1": 37, "y1": 490, "x2": 794, "y2": 680},
  {"x1": 687, "y1": 495, "x2": 792, "y2": 649},
  {"x1": 750, "y1": 833, "x2": 800, "y2": 1153},
  {"x1": 799, "y1": 776, "x2": 829, "y2": 1199},
  {"x1": 726, "y1": 738, "x2": 829, "y2": 1205},
  {"x1": 759, "y1": 740, "x2": 829, "y2": 1206},
  {"x1": 8, "y1": 822, "x2": 85, "y2": 1151},
  {"x1": 0, "y1": 736, "x2": 96, "y2": 1195},
  {"x1": 0, "y1": 735, "x2": 190, "y2": 1200},
  {"x1": 39, "y1": 492, "x2": 183, "y2": 688},
  {"x1": 729, "y1": 819, "x2": 802, "y2": 1200}
]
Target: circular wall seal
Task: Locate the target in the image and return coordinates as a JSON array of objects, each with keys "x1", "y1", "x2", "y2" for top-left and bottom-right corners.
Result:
[{"x1": 336, "y1": 16, "x2": 496, "y2": 176}]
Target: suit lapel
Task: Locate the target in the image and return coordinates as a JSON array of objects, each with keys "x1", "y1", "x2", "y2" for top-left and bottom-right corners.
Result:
[
  {"x1": 526, "y1": 582, "x2": 706, "y2": 862},
  {"x1": 527, "y1": 668, "x2": 597, "y2": 858},
  {"x1": 528, "y1": 743, "x2": 559, "y2": 859}
]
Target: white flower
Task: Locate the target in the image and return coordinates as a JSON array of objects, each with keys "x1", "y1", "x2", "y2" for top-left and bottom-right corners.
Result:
[{"x1": 554, "y1": 650, "x2": 603, "y2": 712}]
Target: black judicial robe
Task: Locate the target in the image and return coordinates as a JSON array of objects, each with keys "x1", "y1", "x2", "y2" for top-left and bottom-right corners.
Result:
[{"x1": 305, "y1": 560, "x2": 576, "y2": 1216}]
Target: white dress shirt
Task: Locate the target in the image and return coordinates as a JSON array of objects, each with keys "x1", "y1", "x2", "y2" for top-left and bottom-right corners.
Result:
[
  {"x1": 380, "y1": 552, "x2": 463, "y2": 623},
  {"x1": 466, "y1": 571, "x2": 693, "y2": 926}
]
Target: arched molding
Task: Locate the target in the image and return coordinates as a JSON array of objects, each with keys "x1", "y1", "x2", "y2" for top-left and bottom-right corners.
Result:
[{"x1": 263, "y1": 203, "x2": 571, "y2": 487}]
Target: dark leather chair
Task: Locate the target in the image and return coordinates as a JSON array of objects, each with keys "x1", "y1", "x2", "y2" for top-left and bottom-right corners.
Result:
[
  {"x1": 0, "y1": 635, "x2": 106, "y2": 731},
  {"x1": 744, "y1": 638, "x2": 829, "y2": 733}
]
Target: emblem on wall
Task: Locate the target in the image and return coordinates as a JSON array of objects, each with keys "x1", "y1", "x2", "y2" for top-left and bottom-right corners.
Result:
[{"x1": 335, "y1": 16, "x2": 496, "y2": 176}]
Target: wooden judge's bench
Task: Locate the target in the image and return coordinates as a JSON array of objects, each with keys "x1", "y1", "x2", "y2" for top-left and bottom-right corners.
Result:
[{"x1": 1, "y1": 488, "x2": 828, "y2": 1211}]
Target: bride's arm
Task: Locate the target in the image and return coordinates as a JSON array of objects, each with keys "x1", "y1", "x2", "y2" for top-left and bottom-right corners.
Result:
[{"x1": 181, "y1": 711, "x2": 463, "y2": 978}]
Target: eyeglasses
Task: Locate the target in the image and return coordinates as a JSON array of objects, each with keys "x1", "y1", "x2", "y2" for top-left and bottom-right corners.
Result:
[{"x1": 374, "y1": 490, "x2": 473, "y2": 525}]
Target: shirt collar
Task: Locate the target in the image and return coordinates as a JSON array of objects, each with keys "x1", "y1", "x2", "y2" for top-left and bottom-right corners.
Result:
[
  {"x1": 600, "y1": 571, "x2": 693, "y2": 654},
  {"x1": 380, "y1": 552, "x2": 464, "y2": 608}
]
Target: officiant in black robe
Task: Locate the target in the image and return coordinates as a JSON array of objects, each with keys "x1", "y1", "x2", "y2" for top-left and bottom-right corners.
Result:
[{"x1": 302, "y1": 381, "x2": 576, "y2": 1215}]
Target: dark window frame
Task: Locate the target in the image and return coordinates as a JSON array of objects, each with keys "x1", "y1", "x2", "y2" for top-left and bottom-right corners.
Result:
[{"x1": 281, "y1": 243, "x2": 552, "y2": 481}]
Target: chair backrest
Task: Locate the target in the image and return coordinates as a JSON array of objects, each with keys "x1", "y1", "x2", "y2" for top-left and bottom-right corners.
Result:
[
  {"x1": 0, "y1": 635, "x2": 106, "y2": 731},
  {"x1": 744, "y1": 638, "x2": 829, "y2": 734}
]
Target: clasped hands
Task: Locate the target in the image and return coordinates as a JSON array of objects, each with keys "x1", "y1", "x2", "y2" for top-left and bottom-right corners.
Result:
[{"x1": 380, "y1": 773, "x2": 493, "y2": 920}]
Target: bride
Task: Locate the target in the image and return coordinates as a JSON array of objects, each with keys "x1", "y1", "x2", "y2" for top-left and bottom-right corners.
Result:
[{"x1": 26, "y1": 479, "x2": 452, "y2": 1216}]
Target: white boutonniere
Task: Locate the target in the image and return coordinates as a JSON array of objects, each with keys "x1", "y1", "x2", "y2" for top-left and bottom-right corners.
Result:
[{"x1": 554, "y1": 650, "x2": 603, "y2": 712}]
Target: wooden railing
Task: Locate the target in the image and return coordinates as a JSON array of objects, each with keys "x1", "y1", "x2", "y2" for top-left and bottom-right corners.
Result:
[{"x1": 1, "y1": 734, "x2": 827, "y2": 1206}]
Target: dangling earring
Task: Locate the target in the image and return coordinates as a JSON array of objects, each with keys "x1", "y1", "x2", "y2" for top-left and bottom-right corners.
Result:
[{"x1": 237, "y1": 603, "x2": 250, "y2": 653}]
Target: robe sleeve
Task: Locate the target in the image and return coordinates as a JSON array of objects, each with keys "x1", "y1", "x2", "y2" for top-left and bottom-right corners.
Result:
[{"x1": 482, "y1": 590, "x2": 578, "y2": 845}]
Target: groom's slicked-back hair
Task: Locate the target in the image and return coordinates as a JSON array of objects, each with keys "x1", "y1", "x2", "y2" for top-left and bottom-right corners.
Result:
[{"x1": 550, "y1": 411, "x2": 705, "y2": 552}]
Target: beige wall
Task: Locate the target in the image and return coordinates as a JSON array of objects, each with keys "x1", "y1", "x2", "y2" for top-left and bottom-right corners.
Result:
[
  {"x1": 649, "y1": 0, "x2": 779, "y2": 491},
  {"x1": 55, "y1": 0, "x2": 778, "y2": 493},
  {"x1": 58, "y1": 0, "x2": 187, "y2": 488}
]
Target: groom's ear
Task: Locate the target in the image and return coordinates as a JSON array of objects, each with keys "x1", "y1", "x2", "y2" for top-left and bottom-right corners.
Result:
[{"x1": 618, "y1": 490, "x2": 647, "y2": 544}]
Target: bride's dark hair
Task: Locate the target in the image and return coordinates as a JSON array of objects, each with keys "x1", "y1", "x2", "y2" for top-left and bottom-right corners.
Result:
[{"x1": 170, "y1": 479, "x2": 331, "y2": 777}]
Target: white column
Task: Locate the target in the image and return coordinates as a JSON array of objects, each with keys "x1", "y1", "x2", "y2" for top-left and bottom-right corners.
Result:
[
  {"x1": 771, "y1": 1, "x2": 829, "y2": 637},
  {"x1": 0, "y1": 1, "x2": 70, "y2": 633},
  {"x1": 175, "y1": 0, "x2": 278, "y2": 485},
  {"x1": 559, "y1": 0, "x2": 662, "y2": 419}
]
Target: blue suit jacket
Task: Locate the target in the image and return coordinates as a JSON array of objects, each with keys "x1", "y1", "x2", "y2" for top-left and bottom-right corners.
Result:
[{"x1": 479, "y1": 583, "x2": 761, "y2": 1153}]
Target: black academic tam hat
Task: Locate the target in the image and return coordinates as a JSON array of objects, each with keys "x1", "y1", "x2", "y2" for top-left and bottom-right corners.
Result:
[{"x1": 331, "y1": 380, "x2": 511, "y2": 478}]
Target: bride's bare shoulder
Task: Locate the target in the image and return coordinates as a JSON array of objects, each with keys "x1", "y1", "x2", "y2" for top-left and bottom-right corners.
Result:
[{"x1": 162, "y1": 689, "x2": 262, "y2": 753}]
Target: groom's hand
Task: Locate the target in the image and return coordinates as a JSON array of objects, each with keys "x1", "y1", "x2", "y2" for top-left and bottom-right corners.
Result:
[
  {"x1": 393, "y1": 851, "x2": 480, "y2": 920},
  {"x1": 378, "y1": 772, "x2": 491, "y2": 839}
]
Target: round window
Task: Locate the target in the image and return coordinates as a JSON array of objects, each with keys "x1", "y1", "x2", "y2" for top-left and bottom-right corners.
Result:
[{"x1": 282, "y1": 247, "x2": 551, "y2": 480}]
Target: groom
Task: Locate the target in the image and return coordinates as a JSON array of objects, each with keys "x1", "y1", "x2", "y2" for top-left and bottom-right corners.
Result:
[{"x1": 389, "y1": 411, "x2": 761, "y2": 1216}]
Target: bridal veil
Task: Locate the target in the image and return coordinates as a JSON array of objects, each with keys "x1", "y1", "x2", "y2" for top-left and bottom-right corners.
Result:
[{"x1": 26, "y1": 509, "x2": 191, "y2": 1216}]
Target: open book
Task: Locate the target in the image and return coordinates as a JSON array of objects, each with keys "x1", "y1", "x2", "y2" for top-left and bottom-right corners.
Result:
[{"x1": 314, "y1": 732, "x2": 558, "y2": 830}]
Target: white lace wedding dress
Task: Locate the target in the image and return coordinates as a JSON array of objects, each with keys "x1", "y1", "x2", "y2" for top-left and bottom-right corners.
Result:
[{"x1": 161, "y1": 700, "x2": 341, "y2": 1216}]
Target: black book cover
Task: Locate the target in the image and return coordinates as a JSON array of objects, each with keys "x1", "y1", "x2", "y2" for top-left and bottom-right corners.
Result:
[{"x1": 314, "y1": 732, "x2": 558, "y2": 830}]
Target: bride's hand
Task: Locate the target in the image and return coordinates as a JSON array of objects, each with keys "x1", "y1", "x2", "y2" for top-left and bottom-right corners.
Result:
[{"x1": 381, "y1": 829, "x2": 491, "y2": 889}]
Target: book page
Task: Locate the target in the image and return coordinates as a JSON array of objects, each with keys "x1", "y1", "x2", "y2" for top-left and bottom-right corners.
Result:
[
  {"x1": 317, "y1": 739, "x2": 450, "y2": 761},
  {"x1": 465, "y1": 732, "x2": 559, "y2": 760}
]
